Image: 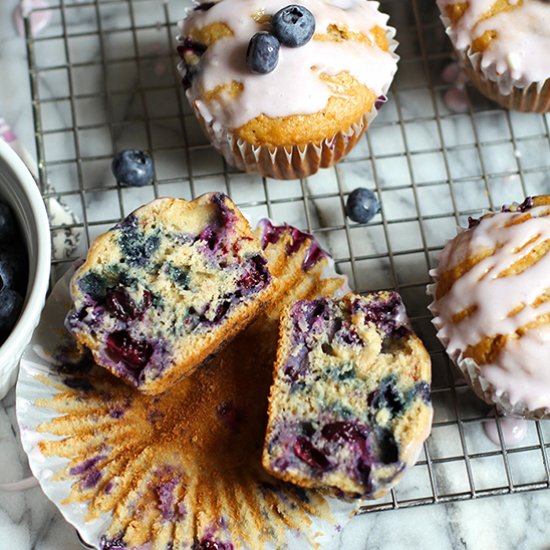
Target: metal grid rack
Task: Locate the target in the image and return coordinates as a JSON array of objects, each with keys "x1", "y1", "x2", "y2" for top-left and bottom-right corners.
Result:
[{"x1": 23, "y1": 0, "x2": 550, "y2": 520}]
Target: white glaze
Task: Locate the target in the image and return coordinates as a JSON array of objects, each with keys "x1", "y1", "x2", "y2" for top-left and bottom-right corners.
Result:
[
  {"x1": 180, "y1": 0, "x2": 397, "y2": 129},
  {"x1": 437, "y1": 0, "x2": 550, "y2": 90},
  {"x1": 483, "y1": 414, "x2": 528, "y2": 446},
  {"x1": 433, "y1": 206, "x2": 550, "y2": 410}
]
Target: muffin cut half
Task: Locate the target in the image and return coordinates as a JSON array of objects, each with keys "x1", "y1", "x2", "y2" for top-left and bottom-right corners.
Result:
[
  {"x1": 262, "y1": 292, "x2": 432, "y2": 499},
  {"x1": 66, "y1": 193, "x2": 274, "y2": 395}
]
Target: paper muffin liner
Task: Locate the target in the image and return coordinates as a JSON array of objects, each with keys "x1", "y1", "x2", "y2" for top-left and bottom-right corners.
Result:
[
  {"x1": 16, "y1": 219, "x2": 372, "y2": 550},
  {"x1": 191, "y1": 104, "x2": 375, "y2": 180},
  {"x1": 178, "y1": 27, "x2": 398, "y2": 180},
  {"x1": 428, "y1": 263, "x2": 550, "y2": 421},
  {"x1": 438, "y1": 12, "x2": 550, "y2": 113}
]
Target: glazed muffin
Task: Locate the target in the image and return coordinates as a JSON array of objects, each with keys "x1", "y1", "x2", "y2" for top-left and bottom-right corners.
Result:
[
  {"x1": 430, "y1": 195, "x2": 550, "y2": 418},
  {"x1": 263, "y1": 292, "x2": 432, "y2": 499},
  {"x1": 66, "y1": 193, "x2": 274, "y2": 395},
  {"x1": 437, "y1": 0, "x2": 550, "y2": 111},
  {"x1": 177, "y1": 0, "x2": 398, "y2": 179}
]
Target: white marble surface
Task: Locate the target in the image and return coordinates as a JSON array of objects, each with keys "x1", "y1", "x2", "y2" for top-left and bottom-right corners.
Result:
[{"x1": 2, "y1": 0, "x2": 550, "y2": 548}]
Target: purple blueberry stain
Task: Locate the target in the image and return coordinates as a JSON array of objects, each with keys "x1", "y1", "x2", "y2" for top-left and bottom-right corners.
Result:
[
  {"x1": 69, "y1": 455, "x2": 104, "y2": 476},
  {"x1": 413, "y1": 380, "x2": 431, "y2": 405},
  {"x1": 177, "y1": 501, "x2": 187, "y2": 519},
  {"x1": 155, "y1": 477, "x2": 182, "y2": 521},
  {"x1": 302, "y1": 240, "x2": 326, "y2": 272},
  {"x1": 78, "y1": 271, "x2": 107, "y2": 300},
  {"x1": 517, "y1": 196, "x2": 534, "y2": 212},
  {"x1": 109, "y1": 407, "x2": 125, "y2": 419},
  {"x1": 217, "y1": 401, "x2": 244, "y2": 433},
  {"x1": 99, "y1": 535, "x2": 126, "y2": 550},
  {"x1": 375, "y1": 94, "x2": 388, "y2": 110},
  {"x1": 178, "y1": 37, "x2": 208, "y2": 89},
  {"x1": 467, "y1": 216, "x2": 480, "y2": 229},
  {"x1": 53, "y1": 347, "x2": 94, "y2": 374},
  {"x1": 368, "y1": 375, "x2": 404, "y2": 416},
  {"x1": 62, "y1": 377, "x2": 94, "y2": 392},
  {"x1": 194, "y1": 538, "x2": 234, "y2": 550},
  {"x1": 501, "y1": 196, "x2": 534, "y2": 213},
  {"x1": 70, "y1": 455, "x2": 105, "y2": 490},
  {"x1": 82, "y1": 469, "x2": 102, "y2": 489},
  {"x1": 287, "y1": 484, "x2": 310, "y2": 503},
  {"x1": 116, "y1": 214, "x2": 160, "y2": 267},
  {"x1": 167, "y1": 264, "x2": 190, "y2": 290}
]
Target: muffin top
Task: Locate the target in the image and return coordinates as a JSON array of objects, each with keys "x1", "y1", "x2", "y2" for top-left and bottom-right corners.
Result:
[
  {"x1": 437, "y1": 0, "x2": 550, "y2": 89},
  {"x1": 179, "y1": 0, "x2": 398, "y2": 146},
  {"x1": 431, "y1": 196, "x2": 550, "y2": 411}
]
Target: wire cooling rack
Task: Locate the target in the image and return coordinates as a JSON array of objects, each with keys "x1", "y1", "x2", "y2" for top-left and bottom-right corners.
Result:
[{"x1": 22, "y1": 0, "x2": 550, "y2": 521}]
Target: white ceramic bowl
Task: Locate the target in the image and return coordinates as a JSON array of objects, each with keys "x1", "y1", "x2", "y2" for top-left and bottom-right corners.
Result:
[{"x1": 0, "y1": 139, "x2": 50, "y2": 399}]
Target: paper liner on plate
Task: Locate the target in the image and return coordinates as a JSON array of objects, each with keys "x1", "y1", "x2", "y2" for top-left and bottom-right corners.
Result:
[
  {"x1": 438, "y1": 11, "x2": 550, "y2": 113},
  {"x1": 427, "y1": 279, "x2": 550, "y2": 421},
  {"x1": 17, "y1": 219, "x2": 369, "y2": 550}
]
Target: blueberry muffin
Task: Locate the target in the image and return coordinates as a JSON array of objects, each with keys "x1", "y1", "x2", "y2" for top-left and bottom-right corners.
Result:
[
  {"x1": 66, "y1": 193, "x2": 274, "y2": 395},
  {"x1": 177, "y1": 0, "x2": 398, "y2": 179},
  {"x1": 34, "y1": 220, "x2": 347, "y2": 550},
  {"x1": 263, "y1": 292, "x2": 432, "y2": 499},
  {"x1": 430, "y1": 195, "x2": 550, "y2": 419},
  {"x1": 437, "y1": 0, "x2": 550, "y2": 111}
]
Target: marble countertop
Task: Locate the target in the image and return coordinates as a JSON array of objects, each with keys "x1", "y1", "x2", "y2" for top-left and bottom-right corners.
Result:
[{"x1": 1, "y1": 0, "x2": 550, "y2": 548}]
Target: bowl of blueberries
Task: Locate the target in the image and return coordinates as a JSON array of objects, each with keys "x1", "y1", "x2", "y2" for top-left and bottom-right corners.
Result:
[{"x1": 0, "y1": 139, "x2": 50, "y2": 399}]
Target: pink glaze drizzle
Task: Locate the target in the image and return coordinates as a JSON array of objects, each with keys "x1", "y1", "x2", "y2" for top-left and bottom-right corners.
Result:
[
  {"x1": 180, "y1": 0, "x2": 397, "y2": 129},
  {"x1": 13, "y1": 0, "x2": 52, "y2": 38},
  {"x1": 437, "y1": 0, "x2": 550, "y2": 90},
  {"x1": 443, "y1": 88, "x2": 470, "y2": 113},
  {"x1": 483, "y1": 414, "x2": 528, "y2": 446},
  {"x1": 433, "y1": 206, "x2": 550, "y2": 410}
]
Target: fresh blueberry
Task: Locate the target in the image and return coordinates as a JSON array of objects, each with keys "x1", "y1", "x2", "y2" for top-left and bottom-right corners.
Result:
[
  {"x1": 0, "y1": 260, "x2": 15, "y2": 292},
  {"x1": 346, "y1": 187, "x2": 381, "y2": 224},
  {"x1": 0, "y1": 288, "x2": 23, "y2": 333},
  {"x1": 0, "y1": 203, "x2": 16, "y2": 242},
  {"x1": 271, "y1": 5, "x2": 315, "y2": 48},
  {"x1": 246, "y1": 32, "x2": 280, "y2": 74},
  {"x1": 0, "y1": 243, "x2": 28, "y2": 294},
  {"x1": 111, "y1": 149, "x2": 155, "y2": 187}
]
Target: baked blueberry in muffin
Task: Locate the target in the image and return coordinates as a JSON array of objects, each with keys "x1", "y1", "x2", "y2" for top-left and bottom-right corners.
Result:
[
  {"x1": 66, "y1": 193, "x2": 274, "y2": 395},
  {"x1": 263, "y1": 292, "x2": 432, "y2": 498}
]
